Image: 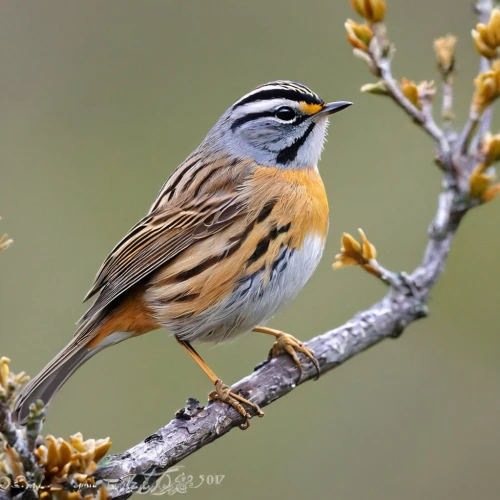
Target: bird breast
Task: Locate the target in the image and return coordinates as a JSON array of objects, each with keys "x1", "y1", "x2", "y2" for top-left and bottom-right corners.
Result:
[{"x1": 147, "y1": 165, "x2": 329, "y2": 343}]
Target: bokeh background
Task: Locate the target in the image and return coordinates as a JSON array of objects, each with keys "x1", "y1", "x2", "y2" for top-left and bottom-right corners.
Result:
[{"x1": 2, "y1": 1, "x2": 500, "y2": 499}]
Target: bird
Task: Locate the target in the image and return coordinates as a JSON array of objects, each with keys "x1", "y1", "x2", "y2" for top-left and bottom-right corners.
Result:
[{"x1": 13, "y1": 80, "x2": 351, "y2": 428}]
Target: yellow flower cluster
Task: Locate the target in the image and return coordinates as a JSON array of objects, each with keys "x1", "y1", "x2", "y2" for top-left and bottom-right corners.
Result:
[
  {"x1": 33, "y1": 433, "x2": 111, "y2": 500},
  {"x1": 345, "y1": 19, "x2": 374, "y2": 52},
  {"x1": 0, "y1": 358, "x2": 30, "y2": 483},
  {"x1": 0, "y1": 358, "x2": 111, "y2": 500},
  {"x1": 472, "y1": 60, "x2": 500, "y2": 114},
  {"x1": 350, "y1": 0, "x2": 386, "y2": 24},
  {"x1": 472, "y1": 9, "x2": 500, "y2": 59},
  {"x1": 0, "y1": 357, "x2": 29, "y2": 400},
  {"x1": 482, "y1": 131, "x2": 500, "y2": 165},
  {"x1": 400, "y1": 78, "x2": 420, "y2": 109},
  {"x1": 399, "y1": 79, "x2": 435, "y2": 110},
  {"x1": 469, "y1": 132, "x2": 500, "y2": 202},
  {"x1": 433, "y1": 35, "x2": 457, "y2": 76},
  {"x1": 333, "y1": 229, "x2": 379, "y2": 277}
]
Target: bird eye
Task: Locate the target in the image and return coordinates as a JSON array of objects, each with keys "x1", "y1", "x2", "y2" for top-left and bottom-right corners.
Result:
[{"x1": 275, "y1": 106, "x2": 296, "y2": 121}]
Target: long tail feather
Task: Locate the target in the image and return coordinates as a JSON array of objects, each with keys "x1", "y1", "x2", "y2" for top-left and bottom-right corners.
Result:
[
  {"x1": 12, "y1": 330, "x2": 130, "y2": 425},
  {"x1": 12, "y1": 337, "x2": 95, "y2": 425}
]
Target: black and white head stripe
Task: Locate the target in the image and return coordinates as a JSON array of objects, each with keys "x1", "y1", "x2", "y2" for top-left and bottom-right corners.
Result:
[
  {"x1": 233, "y1": 81, "x2": 324, "y2": 109},
  {"x1": 214, "y1": 80, "x2": 342, "y2": 169}
]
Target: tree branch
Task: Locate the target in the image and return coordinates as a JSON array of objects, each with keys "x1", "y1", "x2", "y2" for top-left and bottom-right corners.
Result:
[
  {"x1": 97, "y1": 169, "x2": 468, "y2": 498},
  {"x1": 94, "y1": 296, "x2": 427, "y2": 498},
  {"x1": 94, "y1": 182, "x2": 465, "y2": 498},
  {"x1": 457, "y1": 0, "x2": 494, "y2": 156},
  {"x1": 473, "y1": 1, "x2": 495, "y2": 150}
]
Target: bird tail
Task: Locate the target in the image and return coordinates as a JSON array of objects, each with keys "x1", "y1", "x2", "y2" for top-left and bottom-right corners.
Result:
[
  {"x1": 11, "y1": 336, "x2": 95, "y2": 425},
  {"x1": 12, "y1": 329, "x2": 129, "y2": 426}
]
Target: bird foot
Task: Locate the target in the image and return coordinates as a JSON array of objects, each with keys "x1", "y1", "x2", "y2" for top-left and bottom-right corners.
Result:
[
  {"x1": 268, "y1": 331, "x2": 321, "y2": 380},
  {"x1": 208, "y1": 379, "x2": 264, "y2": 430}
]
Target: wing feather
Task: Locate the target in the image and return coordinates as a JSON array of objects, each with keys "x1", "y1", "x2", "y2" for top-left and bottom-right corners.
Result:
[
  {"x1": 76, "y1": 153, "x2": 256, "y2": 338},
  {"x1": 80, "y1": 192, "x2": 243, "y2": 325}
]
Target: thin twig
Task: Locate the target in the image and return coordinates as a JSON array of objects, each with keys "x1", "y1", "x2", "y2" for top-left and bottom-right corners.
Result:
[
  {"x1": 455, "y1": 114, "x2": 481, "y2": 156},
  {"x1": 379, "y1": 60, "x2": 449, "y2": 152},
  {"x1": 441, "y1": 75, "x2": 454, "y2": 129},
  {"x1": 476, "y1": 0, "x2": 495, "y2": 143},
  {"x1": 458, "y1": 0, "x2": 494, "y2": 155}
]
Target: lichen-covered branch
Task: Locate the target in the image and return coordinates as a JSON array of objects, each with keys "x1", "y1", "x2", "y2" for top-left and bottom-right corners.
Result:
[
  {"x1": 0, "y1": 359, "x2": 38, "y2": 477},
  {"x1": 93, "y1": 183, "x2": 465, "y2": 499},
  {"x1": 95, "y1": 291, "x2": 428, "y2": 499}
]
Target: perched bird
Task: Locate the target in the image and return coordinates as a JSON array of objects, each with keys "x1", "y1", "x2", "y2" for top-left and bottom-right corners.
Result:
[{"x1": 13, "y1": 81, "x2": 351, "y2": 428}]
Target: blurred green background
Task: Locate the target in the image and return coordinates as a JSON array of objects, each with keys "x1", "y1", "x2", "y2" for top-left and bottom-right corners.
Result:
[{"x1": 2, "y1": 1, "x2": 500, "y2": 498}]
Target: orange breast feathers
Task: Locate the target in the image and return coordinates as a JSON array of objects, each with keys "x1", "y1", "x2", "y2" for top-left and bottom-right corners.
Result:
[
  {"x1": 248, "y1": 166, "x2": 329, "y2": 249},
  {"x1": 145, "y1": 165, "x2": 329, "y2": 324}
]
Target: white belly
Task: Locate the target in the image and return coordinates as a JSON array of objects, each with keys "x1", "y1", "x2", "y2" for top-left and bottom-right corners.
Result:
[{"x1": 174, "y1": 233, "x2": 325, "y2": 343}]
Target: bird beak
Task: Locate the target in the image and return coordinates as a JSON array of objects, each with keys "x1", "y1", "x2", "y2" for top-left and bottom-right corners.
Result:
[{"x1": 315, "y1": 101, "x2": 353, "y2": 118}]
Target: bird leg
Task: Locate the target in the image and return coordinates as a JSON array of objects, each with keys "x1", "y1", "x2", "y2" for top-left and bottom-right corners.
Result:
[
  {"x1": 253, "y1": 326, "x2": 321, "y2": 380},
  {"x1": 177, "y1": 339, "x2": 264, "y2": 429}
]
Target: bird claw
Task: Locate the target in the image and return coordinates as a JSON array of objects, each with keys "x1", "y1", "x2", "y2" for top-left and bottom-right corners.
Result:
[
  {"x1": 208, "y1": 379, "x2": 264, "y2": 430},
  {"x1": 269, "y1": 332, "x2": 321, "y2": 381}
]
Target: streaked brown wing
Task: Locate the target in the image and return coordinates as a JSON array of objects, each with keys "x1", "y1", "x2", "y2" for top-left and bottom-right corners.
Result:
[{"x1": 80, "y1": 192, "x2": 245, "y2": 325}]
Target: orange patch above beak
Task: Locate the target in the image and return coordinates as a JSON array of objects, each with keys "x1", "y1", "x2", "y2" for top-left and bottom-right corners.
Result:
[{"x1": 298, "y1": 102, "x2": 325, "y2": 115}]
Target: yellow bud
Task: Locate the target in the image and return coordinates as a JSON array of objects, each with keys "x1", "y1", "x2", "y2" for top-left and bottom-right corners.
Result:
[
  {"x1": 361, "y1": 81, "x2": 388, "y2": 95},
  {"x1": 400, "y1": 78, "x2": 421, "y2": 109},
  {"x1": 482, "y1": 183, "x2": 500, "y2": 201},
  {"x1": 13, "y1": 371, "x2": 29, "y2": 387},
  {"x1": 433, "y1": 34, "x2": 457, "y2": 74},
  {"x1": 488, "y1": 8, "x2": 500, "y2": 46},
  {"x1": 45, "y1": 435, "x2": 61, "y2": 474},
  {"x1": 417, "y1": 80, "x2": 436, "y2": 101},
  {"x1": 472, "y1": 29, "x2": 497, "y2": 58},
  {"x1": 341, "y1": 232, "x2": 362, "y2": 256},
  {"x1": 469, "y1": 163, "x2": 494, "y2": 198},
  {"x1": 70, "y1": 432, "x2": 86, "y2": 452},
  {"x1": 0, "y1": 233, "x2": 13, "y2": 252},
  {"x1": 350, "y1": 0, "x2": 386, "y2": 24},
  {"x1": 5, "y1": 445, "x2": 23, "y2": 478},
  {"x1": 358, "y1": 228, "x2": 377, "y2": 261},
  {"x1": 477, "y1": 23, "x2": 497, "y2": 49},
  {"x1": 332, "y1": 229, "x2": 379, "y2": 278},
  {"x1": 93, "y1": 439, "x2": 112, "y2": 463},
  {"x1": 470, "y1": 173, "x2": 491, "y2": 198},
  {"x1": 0, "y1": 357, "x2": 10, "y2": 390},
  {"x1": 473, "y1": 70, "x2": 500, "y2": 114},
  {"x1": 332, "y1": 256, "x2": 359, "y2": 270},
  {"x1": 58, "y1": 440, "x2": 72, "y2": 468},
  {"x1": 345, "y1": 19, "x2": 373, "y2": 52},
  {"x1": 481, "y1": 132, "x2": 500, "y2": 165},
  {"x1": 492, "y1": 59, "x2": 500, "y2": 72},
  {"x1": 471, "y1": 10, "x2": 500, "y2": 58}
]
